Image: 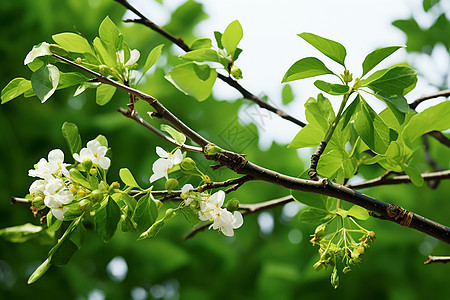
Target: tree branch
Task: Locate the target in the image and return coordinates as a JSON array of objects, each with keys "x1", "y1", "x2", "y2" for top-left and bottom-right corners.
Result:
[
  {"x1": 114, "y1": 0, "x2": 306, "y2": 128},
  {"x1": 424, "y1": 255, "x2": 450, "y2": 265},
  {"x1": 51, "y1": 54, "x2": 450, "y2": 244},
  {"x1": 409, "y1": 89, "x2": 450, "y2": 110}
]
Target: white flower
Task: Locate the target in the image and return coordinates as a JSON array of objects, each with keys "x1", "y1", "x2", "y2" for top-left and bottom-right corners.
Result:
[
  {"x1": 73, "y1": 139, "x2": 110, "y2": 170},
  {"x1": 200, "y1": 189, "x2": 224, "y2": 212},
  {"x1": 43, "y1": 178, "x2": 74, "y2": 220},
  {"x1": 28, "y1": 149, "x2": 70, "y2": 180},
  {"x1": 181, "y1": 184, "x2": 195, "y2": 205},
  {"x1": 117, "y1": 49, "x2": 140, "y2": 66},
  {"x1": 210, "y1": 209, "x2": 243, "y2": 237},
  {"x1": 149, "y1": 147, "x2": 183, "y2": 183},
  {"x1": 29, "y1": 179, "x2": 46, "y2": 195}
]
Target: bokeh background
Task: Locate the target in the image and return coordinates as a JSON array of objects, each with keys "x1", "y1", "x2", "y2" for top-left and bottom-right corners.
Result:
[{"x1": 0, "y1": 0, "x2": 449, "y2": 299}]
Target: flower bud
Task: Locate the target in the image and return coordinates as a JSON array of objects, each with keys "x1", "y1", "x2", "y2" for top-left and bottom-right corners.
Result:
[
  {"x1": 204, "y1": 144, "x2": 223, "y2": 155},
  {"x1": 165, "y1": 178, "x2": 178, "y2": 191},
  {"x1": 331, "y1": 267, "x2": 339, "y2": 289},
  {"x1": 90, "y1": 190, "x2": 104, "y2": 203},
  {"x1": 32, "y1": 196, "x2": 45, "y2": 209},
  {"x1": 165, "y1": 208, "x2": 176, "y2": 219},
  {"x1": 226, "y1": 198, "x2": 240, "y2": 212},
  {"x1": 180, "y1": 157, "x2": 196, "y2": 171},
  {"x1": 342, "y1": 69, "x2": 352, "y2": 83},
  {"x1": 68, "y1": 184, "x2": 78, "y2": 194},
  {"x1": 82, "y1": 158, "x2": 93, "y2": 172},
  {"x1": 230, "y1": 64, "x2": 243, "y2": 80},
  {"x1": 314, "y1": 223, "x2": 328, "y2": 238},
  {"x1": 89, "y1": 167, "x2": 97, "y2": 176},
  {"x1": 98, "y1": 181, "x2": 109, "y2": 192},
  {"x1": 78, "y1": 199, "x2": 92, "y2": 211},
  {"x1": 76, "y1": 57, "x2": 82, "y2": 64},
  {"x1": 138, "y1": 220, "x2": 164, "y2": 240},
  {"x1": 108, "y1": 182, "x2": 120, "y2": 194},
  {"x1": 154, "y1": 199, "x2": 162, "y2": 210}
]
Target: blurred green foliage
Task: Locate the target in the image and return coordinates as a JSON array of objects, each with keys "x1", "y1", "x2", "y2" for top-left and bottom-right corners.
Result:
[{"x1": 0, "y1": 0, "x2": 449, "y2": 299}]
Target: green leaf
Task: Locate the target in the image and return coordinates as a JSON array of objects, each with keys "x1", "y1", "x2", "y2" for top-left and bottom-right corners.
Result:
[
  {"x1": 46, "y1": 211, "x2": 62, "y2": 232},
  {"x1": 95, "y1": 134, "x2": 108, "y2": 147},
  {"x1": 367, "y1": 66, "x2": 417, "y2": 96},
  {"x1": 292, "y1": 190, "x2": 328, "y2": 211},
  {"x1": 190, "y1": 38, "x2": 212, "y2": 50},
  {"x1": 403, "y1": 163, "x2": 424, "y2": 187},
  {"x1": 93, "y1": 37, "x2": 116, "y2": 66},
  {"x1": 165, "y1": 62, "x2": 217, "y2": 101},
  {"x1": 62, "y1": 122, "x2": 82, "y2": 155},
  {"x1": 317, "y1": 145, "x2": 346, "y2": 178},
  {"x1": 299, "y1": 32, "x2": 347, "y2": 66},
  {"x1": 281, "y1": 84, "x2": 294, "y2": 105},
  {"x1": 214, "y1": 31, "x2": 224, "y2": 49},
  {"x1": 221, "y1": 20, "x2": 243, "y2": 56},
  {"x1": 314, "y1": 80, "x2": 349, "y2": 95},
  {"x1": 347, "y1": 205, "x2": 370, "y2": 220},
  {"x1": 132, "y1": 193, "x2": 159, "y2": 232},
  {"x1": 69, "y1": 168, "x2": 92, "y2": 189},
  {"x1": 24, "y1": 42, "x2": 52, "y2": 65},
  {"x1": 282, "y1": 57, "x2": 334, "y2": 83},
  {"x1": 288, "y1": 124, "x2": 324, "y2": 148},
  {"x1": 52, "y1": 32, "x2": 94, "y2": 54},
  {"x1": 305, "y1": 94, "x2": 335, "y2": 132},
  {"x1": 374, "y1": 93, "x2": 408, "y2": 124},
  {"x1": 142, "y1": 44, "x2": 164, "y2": 77},
  {"x1": 57, "y1": 72, "x2": 90, "y2": 90},
  {"x1": 95, "y1": 197, "x2": 121, "y2": 243},
  {"x1": 99, "y1": 16, "x2": 121, "y2": 54},
  {"x1": 298, "y1": 207, "x2": 334, "y2": 224},
  {"x1": 49, "y1": 239, "x2": 78, "y2": 267},
  {"x1": 354, "y1": 95, "x2": 391, "y2": 154},
  {"x1": 119, "y1": 168, "x2": 141, "y2": 188},
  {"x1": 28, "y1": 258, "x2": 51, "y2": 284},
  {"x1": 340, "y1": 95, "x2": 360, "y2": 129},
  {"x1": 361, "y1": 46, "x2": 404, "y2": 77},
  {"x1": 69, "y1": 222, "x2": 86, "y2": 249},
  {"x1": 180, "y1": 48, "x2": 221, "y2": 63},
  {"x1": 402, "y1": 101, "x2": 450, "y2": 145},
  {"x1": 1, "y1": 78, "x2": 32, "y2": 104},
  {"x1": 161, "y1": 124, "x2": 186, "y2": 144},
  {"x1": 31, "y1": 64, "x2": 60, "y2": 103},
  {"x1": 96, "y1": 84, "x2": 116, "y2": 106},
  {"x1": 0, "y1": 223, "x2": 44, "y2": 243},
  {"x1": 180, "y1": 207, "x2": 201, "y2": 226}
]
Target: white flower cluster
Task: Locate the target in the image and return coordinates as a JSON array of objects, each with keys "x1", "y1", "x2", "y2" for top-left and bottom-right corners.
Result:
[
  {"x1": 28, "y1": 139, "x2": 110, "y2": 220},
  {"x1": 181, "y1": 184, "x2": 243, "y2": 237}
]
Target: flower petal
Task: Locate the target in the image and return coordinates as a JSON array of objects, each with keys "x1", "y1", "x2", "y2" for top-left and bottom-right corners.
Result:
[
  {"x1": 233, "y1": 211, "x2": 244, "y2": 228},
  {"x1": 97, "y1": 157, "x2": 111, "y2": 170},
  {"x1": 48, "y1": 149, "x2": 64, "y2": 163},
  {"x1": 156, "y1": 146, "x2": 169, "y2": 158},
  {"x1": 172, "y1": 149, "x2": 183, "y2": 165}
]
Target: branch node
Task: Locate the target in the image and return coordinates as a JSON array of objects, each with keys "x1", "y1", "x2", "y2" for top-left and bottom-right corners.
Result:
[{"x1": 386, "y1": 204, "x2": 413, "y2": 227}]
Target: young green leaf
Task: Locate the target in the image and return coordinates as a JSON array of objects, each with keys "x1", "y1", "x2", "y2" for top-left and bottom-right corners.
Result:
[
  {"x1": 24, "y1": 42, "x2": 52, "y2": 65},
  {"x1": 282, "y1": 57, "x2": 334, "y2": 83},
  {"x1": 52, "y1": 32, "x2": 94, "y2": 55},
  {"x1": 340, "y1": 95, "x2": 361, "y2": 130},
  {"x1": 354, "y1": 95, "x2": 391, "y2": 154},
  {"x1": 28, "y1": 258, "x2": 51, "y2": 284},
  {"x1": 69, "y1": 168, "x2": 92, "y2": 189},
  {"x1": 291, "y1": 189, "x2": 328, "y2": 210},
  {"x1": 161, "y1": 124, "x2": 186, "y2": 145},
  {"x1": 119, "y1": 168, "x2": 141, "y2": 188},
  {"x1": 1, "y1": 78, "x2": 32, "y2": 104},
  {"x1": 95, "y1": 134, "x2": 108, "y2": 147},
  {"x1": 361, "y1": 46, "x2": 404, "y2": 77},
  {"x1": 299, "y1": 32, "x2": 347, "y2": 66},
  {"x1": 132, "y1": 193, "x2": 159, "y2": 232},
  {"x1": 0, "y1": 223, "x2": 44, "y2": 243},
  {"x1": 403, "y1": 163, "x2": 424, "y2": 186},
  {"x1": 31, "y1": 64, "x2": 60, "y2": 103},
  {"x1": 165, "y1": 62, "x2": 217, "y2": 101},
  {"x1": 214, "y1": 31, "x2": 224, "y2": 49},
  {"x1": 221, "y1": 20, "x2": 243, "y2": 56},
  {"x1": 46, "y1": 211, "x2": 62, "y2": 232},
  {"x1": 62, "y1": 122, "x2": 82, "y2": 155},
  {"x1": 49, "y1": 238, "x2": 78, "y2": 267},
  {"x1": 304, "y1": 94, "x2": 335, "y2": 132},
  {"x1": 402, "y1": 101, "x2": 450, "y2": 145},
  {"x1": 298, "y1": 207, "x2": 334, "y2": 224},
  {"x1": 190, "y1": 38, "x2": 213, "y2": 50},
  {"x1": 69, "y1": 222, "x2": 86, "y2": 249},
  {"x1": 57, "y1": 72, "x2": 90, "y2": 90},
  {"x1": 96, "y1": 84, "x2": 116, "y2": 106},
  {"x1": 142, "y1": 44, "x2": 164, "y2": 77},
  {"x1": 180, "y1": 48, "x2": 221, "y2": 63},
  {"x1": 367, "y1": 65, "x2": 417, "y2": 96},
  {"x1": 93, "y1": 37, "x2": 116, "y2": 66},
  {"x1": 281, "y1": 84, "x2": 294, "y2": 105},
  {"x1": 314, "y1": 80, "x2": 349, "y2": 95},
  {"x1": 95, "y1": 197, "x2": 121, "y2": 243},
  {"x1": 347, "y1": 205, "x2": 370, "y2": 220},
  {"x1": 288, "y1": 124, "x2": 324, "y2": 149},
  {"x1": 99, "y1": 16, "x2": 121, "y2": 54}
]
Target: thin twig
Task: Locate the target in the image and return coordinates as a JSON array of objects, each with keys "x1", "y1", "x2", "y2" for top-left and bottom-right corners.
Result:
[
  {"x1": 346, "y1": 170, "x2": 450, "y2": 190},
  {"x1": 427, "y1": 131, "x2": 450, "y2": 148},
  {"x1": 114, "y1": 0, "x2": 306, "y2": 128},
  {"x1": 424, "y1": 255, "x2": 450, "y2": 265},
  {"x1": 409, "y1": 89, "x2": 450, "y2": 110}
]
